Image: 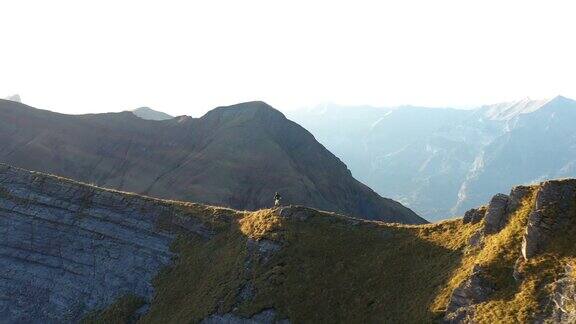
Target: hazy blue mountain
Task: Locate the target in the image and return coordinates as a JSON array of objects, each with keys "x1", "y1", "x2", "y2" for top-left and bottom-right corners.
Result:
[
  {"x1": 288, "y1": 96, "x2": 576, "y2": 221},
  {"x1": 454, "y1": 96, "x2": 576, "y2": 213}
]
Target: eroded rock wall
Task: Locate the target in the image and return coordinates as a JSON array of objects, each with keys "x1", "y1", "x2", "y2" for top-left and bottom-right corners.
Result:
[{"x1": 0, "y1": 164, "x2": 182, "y2": 322}]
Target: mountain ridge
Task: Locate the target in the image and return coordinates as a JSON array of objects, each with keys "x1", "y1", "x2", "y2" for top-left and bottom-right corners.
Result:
[
  {"x1": 0, "y1": 99, "x2": 423, "y2": 224},
  {"x1": 1, "y1": 163, "x2": 574, "y2": 323}
]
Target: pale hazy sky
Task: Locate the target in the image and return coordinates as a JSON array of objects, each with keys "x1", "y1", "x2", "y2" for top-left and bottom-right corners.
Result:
[{"x1": 1, "y1": 0, "x2": 575, "y2": 116}]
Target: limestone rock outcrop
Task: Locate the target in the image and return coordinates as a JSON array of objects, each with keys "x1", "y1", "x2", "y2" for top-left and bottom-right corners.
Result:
[
  {"x1": 0, "y1": 164, "x2": 217, "y2": 322},
  {"x1": 444, "y1": 265, "x2": 495, "y2": 323},
  {"x1": 463, "y1": 206, "x2": 486, "y2": 224},
  {"x1": 549, "y1": 264, "x2": 576, "y2": 323},
  {"x1": 507, "y1": 185, "x2": 533, "y2": 214},
  {"x1": 483, "y1": 193, "x2": 510, "y2": 234},
  {"x1": 522, "y1": 180, "x2": 576, "y2": 260}
]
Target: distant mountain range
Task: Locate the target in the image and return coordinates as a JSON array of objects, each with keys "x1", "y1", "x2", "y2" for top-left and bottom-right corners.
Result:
[
  {"x1": 288, "y1": 95, "x2": 576, "y2": 221},
  {"x1": 0, "y1": 99, "x2": 423, "y2": 224}
]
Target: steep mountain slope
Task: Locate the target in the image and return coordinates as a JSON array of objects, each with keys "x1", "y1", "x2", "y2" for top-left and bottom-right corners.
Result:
[
  {"x1": 289, "y1": 96, "x2": 576, "y2": 221},
  {"x1": 0, "y1": 99, "x2": 422, "y2": 223},
  {"x1": 131, "y1": 107, "x2": 173, "y2": 120},
  {"x1": 1, "y1": 164, "x2": 574, "y2": 323},
  {"x1": 286, "y1": 104, "x2": 394, "y2": 179},
  {"x1": 288, "y1": 104, "x2": 473, "y2": 219}
]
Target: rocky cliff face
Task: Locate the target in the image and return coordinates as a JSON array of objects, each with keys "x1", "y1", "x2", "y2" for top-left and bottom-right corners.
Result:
[
  {"x1": 0, "y1": 163, "x2": 226, "y2": 322},
  {"x1": 522, "y1": 179, "x2": 576, "y2": 259},
  {"x1": 0, "y1": 99, "x2": 423, "y2": 224}
]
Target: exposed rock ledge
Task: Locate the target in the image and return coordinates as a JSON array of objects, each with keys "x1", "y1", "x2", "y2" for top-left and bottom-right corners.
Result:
[
  {"x1": 447, "y1": 180, "x2": 576, "y2": 323},
  {"x1": 0, "y1": 164, "x2": 217, "y2": 323},
  {"x1": 443, "y1": 265, "x2": 495, "y2": 323},
  {"x1": 522, "y1": 179, "x2": 576, "y2": 259}
]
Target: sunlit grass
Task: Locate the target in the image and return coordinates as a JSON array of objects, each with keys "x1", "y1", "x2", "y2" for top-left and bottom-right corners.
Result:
[{"x1": 85, "y1": 183, "x2": 576, "y2": 323}]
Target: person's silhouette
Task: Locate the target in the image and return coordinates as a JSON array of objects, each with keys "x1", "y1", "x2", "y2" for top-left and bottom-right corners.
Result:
[{"x1": 274, "y1": 192, "x2": 282, "y2": 207}]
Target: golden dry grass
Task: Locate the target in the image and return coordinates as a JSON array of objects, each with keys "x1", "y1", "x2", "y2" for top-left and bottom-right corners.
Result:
[
  {"x1": 429, "y1": 186, "x2": 539, "y2": 322},
  {"x1": 86, "y1": 183, "x2": 576, "y2": 323}
]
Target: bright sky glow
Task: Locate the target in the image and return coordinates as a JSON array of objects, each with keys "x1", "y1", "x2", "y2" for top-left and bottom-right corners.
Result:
[{"x1": 1, "y1": 0, "x2": 575, "y2": 116}]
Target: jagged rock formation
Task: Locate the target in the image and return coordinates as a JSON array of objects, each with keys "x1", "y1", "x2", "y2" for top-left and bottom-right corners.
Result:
[
  {"x1": 463, "y1": 206, "x2": 486, "y2": 224},
  {"x1": 507, "y1": 185, "x2": 533, "y2": 214},
  {"x1": 0, "y1": 99, "x2": 423, "y2": 224},
  {"x1": 522, "y1": 179, "x2": 576, "y2": 259},
  {"x1": 462, "y1": 184, "x2": 535, "y2": 249},
  {"x1": 483, "y1": 193, "x2": 510, "y2": 234},
  {"x1": 444, "y1": 179, "x2": 576, "y2": 323}
]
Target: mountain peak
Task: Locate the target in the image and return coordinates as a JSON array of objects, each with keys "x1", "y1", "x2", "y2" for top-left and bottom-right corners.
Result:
[
  {"x1": 546, "y1": 94, "x2": 572, "y2": 105},
  {"x1": 552, "y1": 94, "x2": 568, "y2": 100},
  {"x1": 0, "y1": 99, "x2": 421, "y2": 224},
  {"x1": 131, "y1": 106, "x2": 173, "y2": 121},
  {"x1": 480, "y1": 96, "x2": 576, "y2": 121},
  {"x1": 219, "y1": 101, "x2": 279, "y2": 113},
  {"x1": 202, "y1": 101, "x2": 286, "y2": 122},
  {"x1": 4, "y1": 94, "x2": 21, "y2": 103}
]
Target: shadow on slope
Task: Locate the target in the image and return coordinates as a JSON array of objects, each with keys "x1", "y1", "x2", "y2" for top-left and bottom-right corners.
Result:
[{"x1": 95, "y1": 207, "x2": 479, "y2": 323}]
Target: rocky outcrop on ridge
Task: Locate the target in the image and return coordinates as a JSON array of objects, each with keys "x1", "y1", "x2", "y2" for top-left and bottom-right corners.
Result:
[
  {"x1": 482, "y1": 193, "x2": 510, "y2": 234},
  {"x1": 445, "y1": 179, "x2": 576, "y2": 323},
  {"x1": 462, "y1": 206, "x2": 486, "y2": 225},
  {"x1": 522, "y1": 179, "x2": 576, "y2": 260},
  {"x1": 444, "y1": 265, "x2": 495, "y2": 323}
]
